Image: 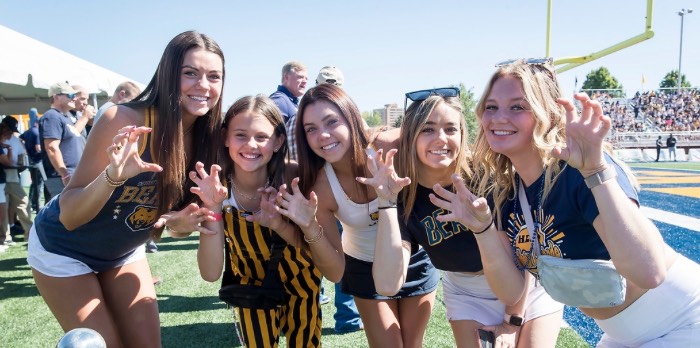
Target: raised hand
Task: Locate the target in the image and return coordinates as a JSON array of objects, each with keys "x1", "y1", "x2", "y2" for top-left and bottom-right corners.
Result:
[
  {"x1": 276, "y1": 177, "x2": 318, "y2": 229},
  {"x1": 429, "y1": 174, "x2": 492, "y2": 232},
  {"x1": 189, "y1": 161, "x2": 227, "y2": 210},
  {"x1": 105, "y1": 126, "x2": 163, "y2": 180},
  {"x1": 356, "y1": 148, "x2": 410, "y2": 201},
  {"x1": 154, "y1": 202, "x2": 219, "y2": 236},
  {"x1": 554, "y1": 93, "x2": 610, "y2": 177},
  {"x1": 246, "y1": 186, "x2": 285, "y2": 230}
]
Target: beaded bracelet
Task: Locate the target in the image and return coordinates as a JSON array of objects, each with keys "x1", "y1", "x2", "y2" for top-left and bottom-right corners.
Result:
[
  {"x1": 304, "y1": 225, "x2": 324, "y2": 244},
  {"x1": 473, "y1": 220, "x2": 494, "y2": 235},
  {"x1": 103, "y1": 168, "x2": 127, "y2": 187}
]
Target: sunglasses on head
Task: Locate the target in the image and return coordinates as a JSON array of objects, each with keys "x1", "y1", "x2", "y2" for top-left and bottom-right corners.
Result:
[
  {"x1": 404, "y1": 87, "x2": 460, "y2": 111},
  {"x1": 495, "y1": 57, "x2": 557, "y2": 82},
  {"x1": 495, "y1": 57, "x2": 553, "y2": 67}
]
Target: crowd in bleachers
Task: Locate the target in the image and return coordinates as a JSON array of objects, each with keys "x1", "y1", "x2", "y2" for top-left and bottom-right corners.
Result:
[{"x1": 588, "y1": 89, "x2": 700, "y2": 133}]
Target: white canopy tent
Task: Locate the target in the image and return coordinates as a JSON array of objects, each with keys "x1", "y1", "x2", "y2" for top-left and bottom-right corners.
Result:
[{"x1": 0, "y1": 24, "x2": 145, "y2": 118}]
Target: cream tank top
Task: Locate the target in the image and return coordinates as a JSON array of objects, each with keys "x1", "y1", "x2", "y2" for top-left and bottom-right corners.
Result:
[{"x1": 324, "y1": 162, "x2": 379, "y2": 262}]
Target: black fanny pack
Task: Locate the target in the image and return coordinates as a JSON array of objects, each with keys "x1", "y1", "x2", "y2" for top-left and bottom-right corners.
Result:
[{"x1": 219, "y1": 238, "x2": 286, "y2": 310}]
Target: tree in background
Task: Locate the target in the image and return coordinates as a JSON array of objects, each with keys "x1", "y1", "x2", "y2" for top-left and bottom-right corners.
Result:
[
  {"x1": 581, "y1": 67, "x2": 624, "y2": 97},
  {"x1": 362, "y1": 110, "x2": 382, "y2": 127},
  {"x1": 458, "y1": 83, "x2": 478, "y2": 143},
  {"x1": 659, "y1": 70, "x2": 692, "y2": 89}
]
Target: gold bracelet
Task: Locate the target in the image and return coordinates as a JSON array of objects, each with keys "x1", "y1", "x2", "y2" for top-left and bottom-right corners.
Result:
[
  {"x1": 103, "y1": 167, "x2": 126, "y2": 187},
  {"x1": 304, "y1": 225, "x2": 324, "y2": 244}
]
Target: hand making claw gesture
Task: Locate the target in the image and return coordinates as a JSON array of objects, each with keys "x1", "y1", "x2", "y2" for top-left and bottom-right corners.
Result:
[
  {"x1": 554, "y1": 93, "x2": 611, "y2": 177},
  {"x1": 105, "y1": 126, "x2": 163, "y2": 181},
  {"x1": 154, "y1": 162, "x2": 226, "y2": 236},
  {"x1": 246, "y1": 186, "x2": 285, "y2": 231},
  {"x1": 429, "y1": 174, "x2": 493, "y2": 233},
  {"x1": 276, "y1": 177, "x2": 318, "y2": 229},
  {"x1": 189, "y1": 162, "x2": 227, "y2": 210},
  {"x1": 356, "y1": 148, "x2": 410, "y2": 202}
]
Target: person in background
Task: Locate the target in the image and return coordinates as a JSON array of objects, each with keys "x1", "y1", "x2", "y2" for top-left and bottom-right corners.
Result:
[
  {"x1": 315, "y1": 65, "x2": 364, "y2": 333},
  {"x1": 666, "y1": 133, "x2": 677, "y2": 161},
  {"x1": 0, "y1": 124, "x2": 14, "y2": 251},
  {"x1": 470, "y1": 58, "x2": 700, "y2": 347},
  {"x1": 93, "y1": 81, "x2": 142, "y2": 125},
  {"x1": 20, "y1": 108, "x2": 44, "y2": 212},
  {"x1": 69, "y1": 85, "x2": 96, "y2": 138},
  {"x1": 27, "y1": 31, "x2": 225, "y2": 347},
  {"x1": 655, "y1": 135, "x2": 663, "y2": 162},
  {"x1": 39, "y1": 82, "x2": 85, "y2": 200},
  {"x1": 1, "y1": 116, "x2": 33, "y2": 242},
  {"x1": 270, "y1": 61, "x2": 308, "y2": 162}
]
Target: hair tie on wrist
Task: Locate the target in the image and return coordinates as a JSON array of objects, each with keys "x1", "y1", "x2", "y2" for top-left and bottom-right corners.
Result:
[
  {"x1": 211, "y1": 213, "x2": 223, "y2": 221},
  {"x1": 473, "y1": 220, "x2": 494, "y2": 235}
]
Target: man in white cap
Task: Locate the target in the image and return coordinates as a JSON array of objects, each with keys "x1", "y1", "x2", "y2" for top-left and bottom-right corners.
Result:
[
  {"x1": 39, "y1": 82, "x2": 86, "y2": 200},
  {"x1": 316, "y1": 66, "x2": 344, "y2": 87}
]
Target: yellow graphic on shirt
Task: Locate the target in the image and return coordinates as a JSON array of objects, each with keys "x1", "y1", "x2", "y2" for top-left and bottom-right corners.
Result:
[
  {"x1": 113, "y1": 183, "x2": 158, "y2": 232},
  {"x1": 507, "y1": 209, "x2": 564, "y2": 275},
  {"x1": 127, "y1": 205, "x2": 158, "y2": 231},
  {"x1": 423, "y1": 209, "x2": 469, "y2": 246}
]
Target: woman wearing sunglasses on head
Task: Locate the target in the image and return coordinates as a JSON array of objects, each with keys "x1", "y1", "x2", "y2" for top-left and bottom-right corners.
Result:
[
  {"x1": 276, "y1": 83, "x2": 439, "y2": 348},
  {"x1": 434, "y1": 58, "x2": 700, "y2": 347},
  {"x1": 373, "y1": 87, "x2": 563, "y2": 348}
]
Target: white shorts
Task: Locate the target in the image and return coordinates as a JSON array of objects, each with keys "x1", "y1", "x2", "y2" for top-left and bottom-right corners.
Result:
[
  {"x1": 442, "y1": 271, "x2": 563, "y2": 325},
  {"x1": 0, "y1": 183, "x2": 6, "y2": 203},
  {"x1": 27, "y1": 225, "x2": 146, "y2": 277},
  {"x1": 596, "y1": 254, "x2": 700, "y2": 347}
]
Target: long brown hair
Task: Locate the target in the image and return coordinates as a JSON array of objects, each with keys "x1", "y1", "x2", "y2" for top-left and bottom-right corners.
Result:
[
  {"x1": 127, "y1": 31, "x2": 225, "y2": 239},
  {"x1": 221, "y1": 95, "x2": 288, "y2": 190},
  {"x1": 295, "y1": 84, "x2": 370, "y2": 200}
]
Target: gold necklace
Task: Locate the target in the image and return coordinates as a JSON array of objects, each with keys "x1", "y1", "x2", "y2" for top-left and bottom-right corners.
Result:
[{"x1": 230, "y1": 177, "x2": 270, "y2": 212}]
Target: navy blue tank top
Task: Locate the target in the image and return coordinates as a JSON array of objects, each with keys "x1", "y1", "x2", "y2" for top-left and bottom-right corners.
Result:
[{"x1": 34, "y1": 108, "x2": 159, "y2": 272}]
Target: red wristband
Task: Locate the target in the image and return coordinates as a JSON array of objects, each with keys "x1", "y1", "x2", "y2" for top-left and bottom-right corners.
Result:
[{"x1": 211, "y1": 213, "x2": 223, "y2": 221}]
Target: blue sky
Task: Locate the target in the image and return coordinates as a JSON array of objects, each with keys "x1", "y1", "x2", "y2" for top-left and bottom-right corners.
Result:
[{"x1": 1, "y1": 0, "x2": 698, "y2": 112}]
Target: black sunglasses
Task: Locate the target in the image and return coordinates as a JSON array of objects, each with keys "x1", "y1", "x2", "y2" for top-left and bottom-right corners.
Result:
[{"x1": 404, "y1": 87, "x2": 460, "y2": 111}]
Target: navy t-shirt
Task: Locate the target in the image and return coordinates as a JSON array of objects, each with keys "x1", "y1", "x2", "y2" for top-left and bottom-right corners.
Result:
[
  {"x1": 499, "y1": 156, "x2": 638, "y2": 277},
  {"x1": 399, "y1": 184, "x2": 483, "y2": 272},
  {"x1": 19, "y1": 126, "x2": 42, "y2": 163},
  {"x1": 39, "y1": 108, "x2": 86, "y2": 178}
]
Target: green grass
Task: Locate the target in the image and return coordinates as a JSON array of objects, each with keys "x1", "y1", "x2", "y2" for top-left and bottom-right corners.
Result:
[
  {"x1": 628, "y1": 161, "x2": 700, "y2": 171},
  {"x1": 1, "y1": 236, "x2": 590, "y2": 347}
]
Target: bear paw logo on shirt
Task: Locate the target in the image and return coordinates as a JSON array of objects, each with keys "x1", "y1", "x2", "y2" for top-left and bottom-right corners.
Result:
[{"x1": 127, "y1": 205, "x2": 158, "y2": 231}]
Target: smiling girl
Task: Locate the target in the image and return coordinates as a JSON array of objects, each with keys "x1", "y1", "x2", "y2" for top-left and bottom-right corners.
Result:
[
  {"x1": 28, "y1": 31, "x2": 225, "y2": 347},
  {"x1": 195, "y1": 95, "x2": 322, "y2": 347},
  {"x1": 276, "y1": 84, "x2": 439, "y2": 348}
]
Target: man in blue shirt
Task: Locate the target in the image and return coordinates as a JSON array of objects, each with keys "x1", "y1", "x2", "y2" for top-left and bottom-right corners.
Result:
[
  {"x1": 39, "y1": 82, "x2": 86, "y2": 200},
  {"x1": 270, "y1": 61, "x2": 307, "y2": 161}
]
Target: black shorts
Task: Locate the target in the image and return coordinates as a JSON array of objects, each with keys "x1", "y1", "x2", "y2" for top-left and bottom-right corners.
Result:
[{"x1": 341, "y1": 247, "x2": 439, "y2": 300}]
